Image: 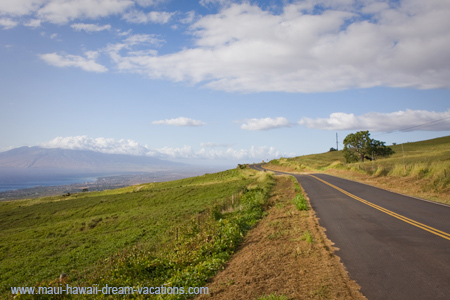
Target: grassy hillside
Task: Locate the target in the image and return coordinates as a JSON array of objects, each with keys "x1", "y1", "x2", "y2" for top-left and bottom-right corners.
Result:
[
  {"x1": 1, "y1": 166, "x2": 275, "y2": 299},
  {"x1": 267, "y1": 135, "x2": 450, "y2": 204}
]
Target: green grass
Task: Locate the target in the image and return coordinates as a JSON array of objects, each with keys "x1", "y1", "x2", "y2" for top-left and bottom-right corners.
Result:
[
  {"x1": 293, "y1": 194, "x2": 309, "y2": 211},
  {"x1": 301, "y1": 230, "x2": 313, "y2": 244},
  {"x1": 258, "y1": 293, "x2": 288, "y2": 300},
  {"x1": 1, "y1": 167, "x2": 275, "y2": 299}
]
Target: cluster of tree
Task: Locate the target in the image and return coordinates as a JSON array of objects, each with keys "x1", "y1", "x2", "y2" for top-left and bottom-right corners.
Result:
[{"x1": 343, "y1": 131, "x2": 394, "y2": 163}]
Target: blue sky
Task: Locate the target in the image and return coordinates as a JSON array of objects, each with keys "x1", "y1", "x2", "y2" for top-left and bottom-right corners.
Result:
[{"x1": 1, "y1": 0, "x2": 449, "y2": 166}]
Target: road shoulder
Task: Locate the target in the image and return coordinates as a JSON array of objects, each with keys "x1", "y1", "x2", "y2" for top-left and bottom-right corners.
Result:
[{"x1": 197, "y1": 175, "x2": 365, "y2": 300}]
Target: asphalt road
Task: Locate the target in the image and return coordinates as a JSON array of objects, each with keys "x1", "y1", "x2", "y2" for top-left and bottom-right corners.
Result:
[{"x1": 251, "y1": 164, "x2": 450, "y2": 300}]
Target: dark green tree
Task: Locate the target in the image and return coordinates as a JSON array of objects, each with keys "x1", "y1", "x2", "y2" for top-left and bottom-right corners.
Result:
[
  {"x1": 370, "y1": 139, "x2": 395, "y2": 160},
  {"x1": 343, "y1": 131, "x2": 372, "y2": 162},
  {"x1": 343, "y1": 131, "x2": 394, "y2": 163}
]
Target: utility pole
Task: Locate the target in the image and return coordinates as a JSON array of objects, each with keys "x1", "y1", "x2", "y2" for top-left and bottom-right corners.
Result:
[
  {"x1": 336, "y1": 133, "x2": 338, "y2": 151},
  {"x1": 402, "y1": 144, "x2": 406, "y2": 172}
]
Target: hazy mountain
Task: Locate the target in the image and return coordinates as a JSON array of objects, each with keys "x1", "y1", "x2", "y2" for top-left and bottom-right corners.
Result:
[{"x1": 0, "y1": 146, "x2": 185, "y2": 173}]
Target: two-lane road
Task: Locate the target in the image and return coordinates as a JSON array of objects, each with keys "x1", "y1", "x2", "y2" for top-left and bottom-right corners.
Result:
[{"x1": 251, "y1": 164, "x2": 450, "y2": 300}]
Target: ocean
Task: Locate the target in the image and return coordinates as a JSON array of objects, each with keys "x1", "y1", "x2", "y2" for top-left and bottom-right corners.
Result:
[{"x1": 0, "y1": 173, "x2": 98, "y2": 192}]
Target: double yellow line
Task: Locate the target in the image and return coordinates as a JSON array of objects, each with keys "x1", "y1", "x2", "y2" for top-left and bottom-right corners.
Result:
[{"x1": 309, "y1": 175, "x2": 450, "y2": 241}]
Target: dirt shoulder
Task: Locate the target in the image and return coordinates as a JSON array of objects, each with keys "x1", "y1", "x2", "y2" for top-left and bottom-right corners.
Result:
[{"x1": 197, "y1": 176, "x2": 365, "y2": 300}]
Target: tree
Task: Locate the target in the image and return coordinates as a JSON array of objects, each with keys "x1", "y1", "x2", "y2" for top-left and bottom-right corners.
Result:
[
  {"x1": 343, "y1": 131, "x2": 372, "y2": 162},
  {"x1": 343, "y1": 131, "x2": 394, "y2": 163},
  {"x1": 370, "y1": 139, "x2": 394, "y2": 160}
]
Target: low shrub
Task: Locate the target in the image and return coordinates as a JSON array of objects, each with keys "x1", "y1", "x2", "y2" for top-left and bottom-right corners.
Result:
[{"x1": 293, "y1": 194, "x2": 309, "y2": 211}]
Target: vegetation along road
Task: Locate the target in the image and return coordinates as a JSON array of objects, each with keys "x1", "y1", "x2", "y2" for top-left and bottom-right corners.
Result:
[{"x1": 251, "y1": 164, "x2": 450, "y2": 300}]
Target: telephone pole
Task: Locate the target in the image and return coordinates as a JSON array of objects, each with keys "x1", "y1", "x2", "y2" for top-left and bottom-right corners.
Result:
[{"x1": 336, "y1": 133, "x2": 338, "y2": 151}]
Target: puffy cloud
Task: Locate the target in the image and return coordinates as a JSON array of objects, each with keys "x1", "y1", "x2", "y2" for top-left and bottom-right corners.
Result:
[
  {"x1": 7, "y1": 0, "x2": 450, "y2": 93},
  {"x1": 180, "y1": 10, "x2": 196, "y2": 24},
  {"x1": 39, "y1": 136, "x2": 292, "y2": 161},
  {"x1": 0, "y1": 0, "x2": 171, "y2": 25},
  {"x1": 104, "y1": 33, "x2": 163, "y2": 71},
  {"x1": 298, "y1": 109, "x2": 450, "y2": 132},
  {"x1": 0, "y1": 0, "x2": 46, "y2": 16},
  {"x1": 40, "y1": 136, "x2": 149, "y2": 156},
  {"x1": 36, "y1": 0, "x2": 134, "y2": 24},
  {"x1": 199, "y1": 0, "x2": 232, "y2": 8},
  {"x1": 135, "y1": 0, "x2": 166, "y2": 7},
  {"x1": 106, "y1": 33, "x2": 163, "y2": 53},
  {"x1": 24, "y1": 18, "x2": 41, "y2": 27},
  {"x1": 152, "y1": 117, "x2": 206, "y2": 127},
  {"x1": 71, "y1": 23, "x2": 111, "y2": 32},
  {"x1": 0, "y1": 18, "x2": 18, "y2": 29},
  {"x1": 240, "y1": 117, "x2": 294, "y2": 131},
  {"x1": 106, "y1": 1, "x2": 450, "y2": 93},
  {"x1": 39, "y1": 52, "x2": 108, "y2": 72},
  {"x1": 122, "y1": 10, "x2": 175, "y2": 24},
  {"x1": 156, "y1": 145, "x2": 293, "y2": 161}
]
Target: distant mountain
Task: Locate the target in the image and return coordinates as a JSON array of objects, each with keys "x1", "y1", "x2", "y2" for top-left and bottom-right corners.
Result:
[{"x1": 0, "y1": 146, "x2": 185, "y2": 173}]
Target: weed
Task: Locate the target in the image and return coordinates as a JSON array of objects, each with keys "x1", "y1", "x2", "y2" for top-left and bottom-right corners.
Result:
[
  {"x1": 301, "y1": 230, "x2": 313, "y2": 243},
  {"x1": 313, "y1": 284, "x2": 330, "y2": 298},
  {"x1": 293, "y1": 194, "x2": 309, "y2": 211},
  {"x1": 258, "y1": 293, "x2": 288, "y2": 300}
]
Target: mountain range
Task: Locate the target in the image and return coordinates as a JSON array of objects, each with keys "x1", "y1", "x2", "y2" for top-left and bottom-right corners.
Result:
[{"x1": 0, "y1": 146, "x2": 185, "y2": 173}]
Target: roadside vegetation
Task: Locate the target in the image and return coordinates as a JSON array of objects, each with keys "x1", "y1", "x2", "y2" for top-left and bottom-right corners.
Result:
[
  {"x1": 266, "y1": 135, "x2": 450, "y2": 204},
  {"x1": 2, "y1": 166, "x2": 274, "y2": 299},
  {"x1": 197, "y1": 175, "x2": 365, "y2": 300}
]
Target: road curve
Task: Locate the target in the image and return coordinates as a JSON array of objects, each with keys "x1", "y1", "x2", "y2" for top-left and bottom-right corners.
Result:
[{"x1": 251, "y1": 164, "x2": 450, "y2": 300}]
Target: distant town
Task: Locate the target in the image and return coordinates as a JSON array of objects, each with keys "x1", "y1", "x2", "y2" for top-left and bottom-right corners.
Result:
[{"x1": 0, "y1": 171, "x2": 206, "y2": 201}]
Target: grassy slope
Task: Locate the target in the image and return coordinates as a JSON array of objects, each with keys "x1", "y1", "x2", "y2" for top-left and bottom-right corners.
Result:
[
  {"x1": 267, "y1": 135, "x2": 450, "y2": 204},
  {"x1": 1, "y1": 167, "x2": 273, "y2": 298}
]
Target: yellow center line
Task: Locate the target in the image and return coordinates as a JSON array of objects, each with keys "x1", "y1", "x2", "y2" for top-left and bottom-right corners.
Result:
[{"x1": 309, "y1": 175, "x2": 450, "y2": 241}]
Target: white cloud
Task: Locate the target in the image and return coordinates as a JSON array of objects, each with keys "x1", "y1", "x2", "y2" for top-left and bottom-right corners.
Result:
[
  {"x1": 123, "y1": 10, "x2": 175, "y2": 24},
  {"x1": 36, "y1": 0, "x2": 134, "y2": 24},
  {"x1": 105, "y1": 33, "x2": 163, "y2": 71},
  {"x1": 40, "y1": 136, "x2": 149, "y2": 156},
  {"x1": 116, "y1": 28, "x2": 132, "y2": 36},
  {"x1": 0, "y1": 0, "x2": 46, "y2": 16},
  {"x1": 0, "y1": 18, "x2": 18, "y2": 29},
  {"x1": 0, "y1": 0, "x2": 171, "y2": 25},
  {"x1": 152, "y1": 117, "x2": 206, "y2": 127},
  {"x1": 38, "y1": 135, "x2": 292, "y2": 162},
  {"x1": 135, "y1": 0, "x2": 166, "y2": 7},
  {"x1": 24, "y1": 18, "x2": 41, "y2": 27},
  {"x1": 298, "y1": 109, "x2": 450, "y2": 132},
  {"x1": 155, "y1": 145, "x2": 293, "y2": 161},
  {"x1": 71, "y1": 23, "x2": 111, "y2": 32},
  {"x1": 39, "y1": 52, "x2": 108, "y2": 73},
  {"x1": 199, "y1": 0, "x2": 232, "y2": 8},
  {"x1": 240, "y1": 117, "x2": 294, "y2": 131},
  {"x1": 180, "y1": 10, "x2": 196, "y2": 24},
  {"x1": 105, "y1": 1, "x2": 450, "y2": 93},
  {"x1": 84, "y1": 50, "x2": 100, "y2": 59}
]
